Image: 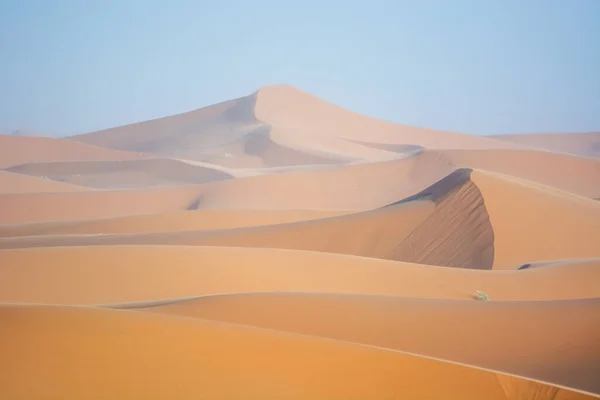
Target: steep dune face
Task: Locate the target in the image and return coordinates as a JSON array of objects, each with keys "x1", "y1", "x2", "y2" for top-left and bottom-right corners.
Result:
[
  {"x1": 0, "y1": 169, "x2": 497, "y2": 269},
  {"x1": 0, "y1": 134, "x2": 147, "y2": 168},
  {"x1": 0, "y1": 171, "x2": 87, "y2": 193},
  {"x1": 490, "y1": 131, "x2": 600, "y2": 158},
  {"x1": 2, "y1": 246, "x2": 599, "y2": 305},
  {"x1": 471, "y1": 170, "x2": 600, "y2": 269},
  {"x1": 5, "y1": 158, "x2": 234, "y2": 189},
  {"x1": 138, "y1": 294, "x2": 600, "y2": 393},
  {"x1": 389, "y1": 169, "x2": 494, "y2": 269},
  {"x1": 3, "y1": 305, "x2": 591, "y2": 400}
]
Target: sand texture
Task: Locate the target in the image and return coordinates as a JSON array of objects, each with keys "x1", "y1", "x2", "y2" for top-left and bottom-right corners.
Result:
[{"x1": 1, "y1": 85, "x2": 599, "y2": 399}]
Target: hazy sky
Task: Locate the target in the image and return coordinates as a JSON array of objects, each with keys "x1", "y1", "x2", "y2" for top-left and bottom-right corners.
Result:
[{"x1": 1, "y1": 0, "x2": 599, "y2": 136}]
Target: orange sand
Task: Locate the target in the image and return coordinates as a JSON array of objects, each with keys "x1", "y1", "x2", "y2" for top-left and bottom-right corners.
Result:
[
  {"x1": 1, "y1": 85, "x2": 598, "y2": 398},
  {"x1": 0, "y1": 305, "x2": 595, "y2": 399},
  {"x1": 138, "y1": 293, "x2": 600, "y2": 393}
]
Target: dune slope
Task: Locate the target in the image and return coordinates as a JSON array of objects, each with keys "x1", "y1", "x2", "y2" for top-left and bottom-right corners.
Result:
[
  {"x1": 0, "y1": 134, "x2": 147, "y2": 169},
  {"x1": 0, "y1": 305, "x2": 594, "y2": 399},
  {"x1": 136, "y1": 293, "x2": 600, "y2": 393},
  {"x1": 1, "y1": 246, "x2": 599, "y2": 305}
]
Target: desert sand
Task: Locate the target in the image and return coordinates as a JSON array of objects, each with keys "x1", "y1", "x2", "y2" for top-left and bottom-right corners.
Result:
[{"x1": 1, "y1": 85, "x2": 599, "y2": 399}]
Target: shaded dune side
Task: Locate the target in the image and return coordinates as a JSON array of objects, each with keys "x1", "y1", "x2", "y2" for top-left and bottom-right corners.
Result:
[
  {"x1": 0, "y1": 209, "x2": 352, "y2": 237},
  {"x1": 0, "y1": 171, "x2": 87, "y2": 193},
  {"x1": 390, "y1": 168, "x2": 494, "y2": 269},
  {"x1": 2, "y1": 306, "x2": 592, "y2": 400},
  {"x1": 0, "y1": 185, "x2": 204, "y2": 225},
  {"x1": 2, "y1": 246, "x2": 599, "y2": 305},
  {"x1": 0, "y1": 169, "x2": 495, "y2": 269},
  {"x1": 136, "y1": 294, "x2": 600, "y2": 394},
  {"x1": 242, "y1": 126, "x2": 344, "y2": 167},
  {"x1": 5, "y1": 158, "x2": 234, "y2": 189}
]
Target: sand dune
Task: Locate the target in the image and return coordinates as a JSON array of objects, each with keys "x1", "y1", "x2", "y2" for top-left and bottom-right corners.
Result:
[
  {"x1": 66, "y1": 86, "x2": 527, "y2": 169},
  {"x1": 4, "y1": 168, "x2": 597, "y2": 271},
  {"x1": 4, "y1": 85, "x2": 599, "y2": 398},
  {"x1": 440, "y1": 149, "x2": 600, "y2": 198},
  {"x1": 5, "y1": 158, "x2": 234, "y2": 189},
  {"x1": 0, "y1": 134, "x2": 148, "y2": 169},
  {"x1": 0, "y1": 170, "x2": 87, "y2": 193},
  {"x1": 3, "y1": 305, "x2": 593, "y2": 399},
  {"x1": 471, "y1": 170, "x2": 600, "y2": 269},
  {"x1": 135, "y1": 293, "x2": 600, "y2": 393},
  {"x1": 0, "y1": 209, "x2": 350, "y2": 237},
  {"x1": 0, "y1": 185, "x2": 204, "y2": 225},
  {"x1": 490, "y1": 131, "x2": 600, "y2": 158},
  {"x1": 2, "y1": 246, "x2": 599, "y2": 305}
]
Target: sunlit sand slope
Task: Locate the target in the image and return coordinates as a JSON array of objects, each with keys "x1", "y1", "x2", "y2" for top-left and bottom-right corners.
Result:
[
  {"x1": 1, "y1": 246, "x2": 599, "y2": 305},
  {"x1": 0, "y1": 209, "x2": 350, "y2": 237},
  {"x1": 0, "y1": 305, "x2": 594, "y2": 399},
  {"x1": 137, "y1": 293, "x2": 600, "y2": 393}
]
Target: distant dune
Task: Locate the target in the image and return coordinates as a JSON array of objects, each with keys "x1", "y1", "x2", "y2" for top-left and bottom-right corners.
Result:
[
  {"x1": 5, "y1": 158, "x2": 234, "y2": 189},
  {"x1": 491, "y1": 131, "x2": 600, "y2": 158},
  {"x1": 0, "y1": 134, "x2": 149, "y2": 168},
  {"x1": 2, "y1": 85, "x2": 599, "y2": 398}
]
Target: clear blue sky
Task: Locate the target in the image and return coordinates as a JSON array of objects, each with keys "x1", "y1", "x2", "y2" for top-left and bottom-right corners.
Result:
[{"x1": 1, "y1": 0, "x2": 599, "y2": 136}]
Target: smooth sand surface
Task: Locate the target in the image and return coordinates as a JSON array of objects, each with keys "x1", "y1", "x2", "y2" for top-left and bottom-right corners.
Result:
[
  {"x1": 471, "y1": 170, "x2": 600, "y2": 269},
  {"x1": 490, "y1": 131, "x2": 600, "y2": 158},
  {"x1": 0, "y1": 170, "x2": 87, "y2": 193},
  {"x1": 3, "y1": 85, "x2": 599, "y2": 398},
  {"x1": 5, "y1": 158, "x2": 234, "y2": 189},
  {"x1": 0, "y1": 209, "x2": 352, "y2": 237},
  {"x1": 2, "y1": 246, "x2": 599, "y2": 305},
  {"x1": 2, "y1": 305, "x2": 593, "y2": 399},
  {"x1": 136, "y1": 293, "x2": 600, "y2": 393},
  {"x1": 0, "y1": 185, "x2": 204, "y2": 225},
  {"x1": 0, "y1": 134, "x2": 148, "y2": 168}
]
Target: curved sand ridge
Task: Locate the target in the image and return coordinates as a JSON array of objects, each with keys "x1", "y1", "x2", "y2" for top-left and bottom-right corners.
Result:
[
  {"x1": 0, "y1": 169, "x2": 497, "y2": 270},
  {"x1": 67, "y1": 85, "x2": 534, "y2": 169},
  {"x1": 131, "y1": 293, "x2": 600, "y2": 393},
  {"x1": 67, "y1": 93, "x2": 364, "y2": 168},
  {"x1": 5, "y1": 158, "x2": 234, "y2": 189},
  {"x1": 2, "y1": 168, "x2": 598, "y2": 270},
  {"x1": 0, "y1": 152, "x2": 454, "y2": 226},
  {"x1": 2, "y1": 246, "x2": 599, "y2": 305},
  {"x1": 2, "y1": 305, "x2": 594, "y2": 400}
]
